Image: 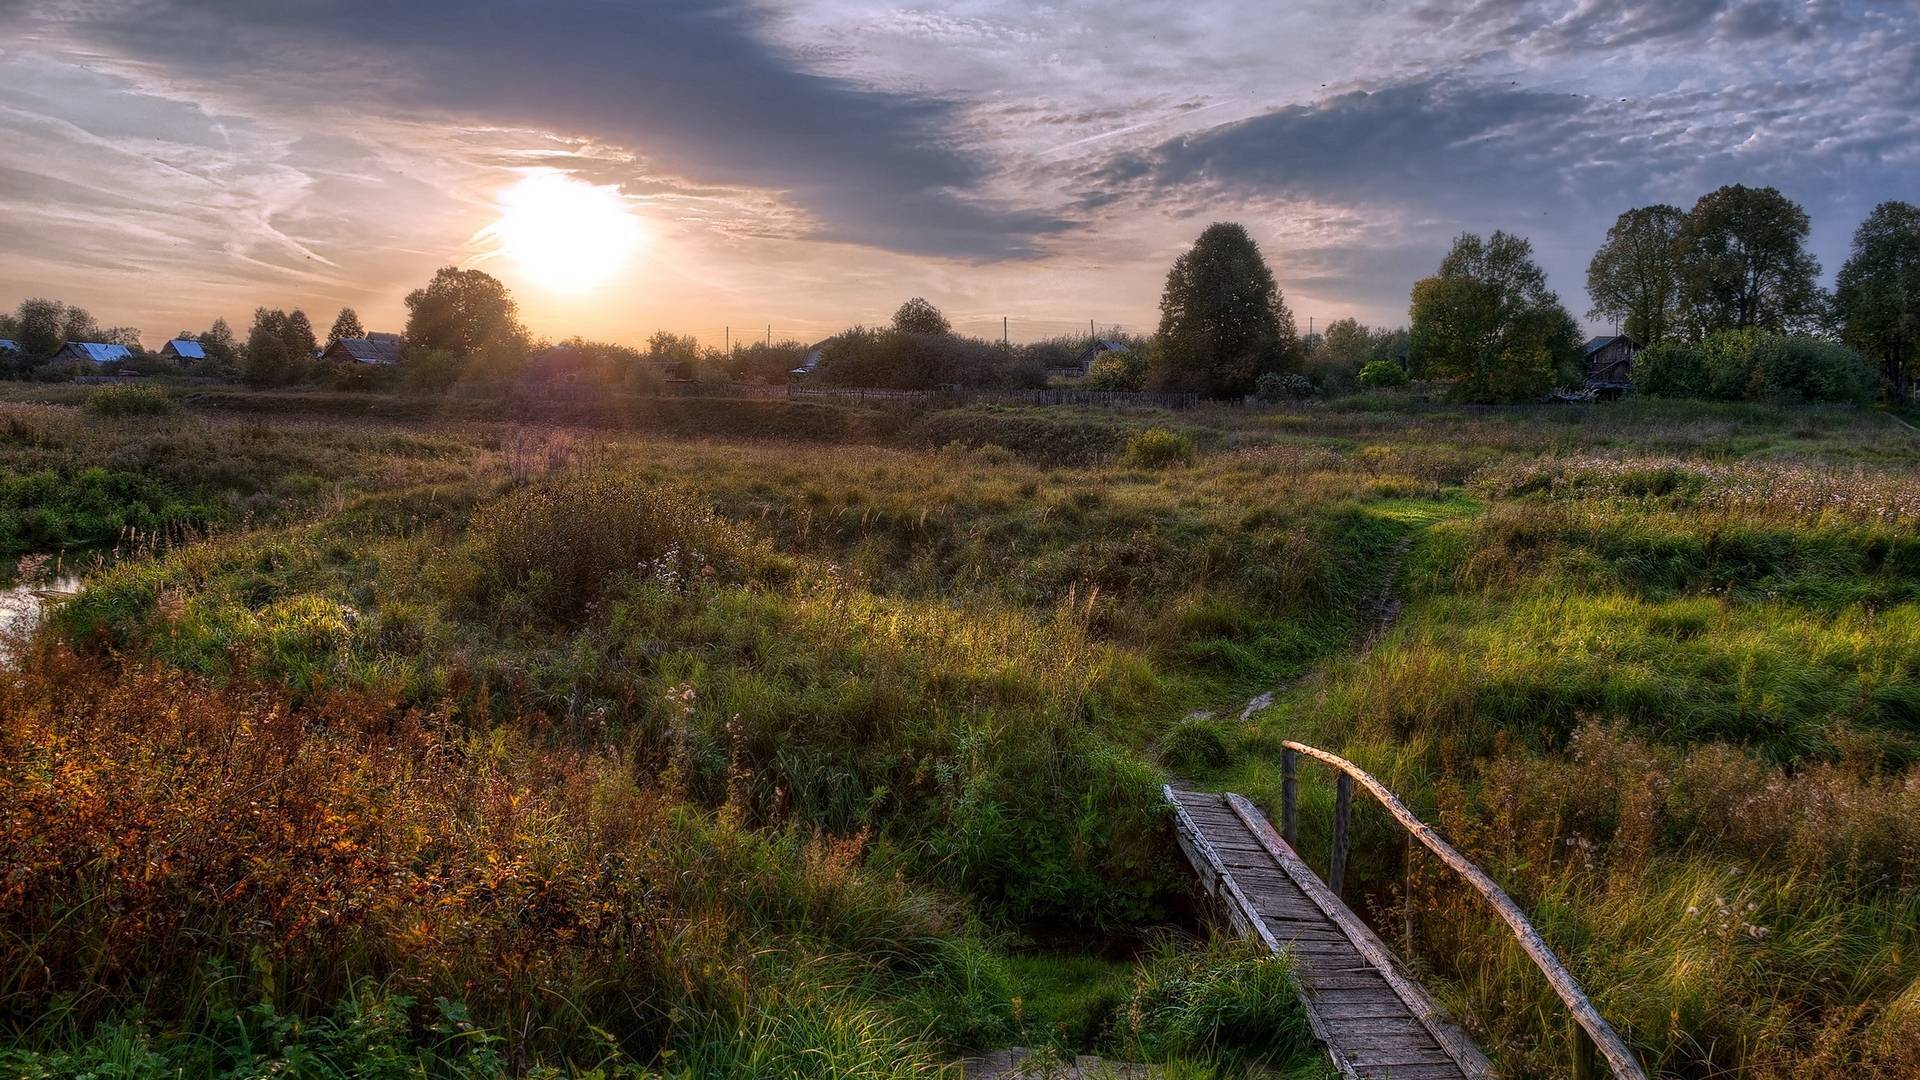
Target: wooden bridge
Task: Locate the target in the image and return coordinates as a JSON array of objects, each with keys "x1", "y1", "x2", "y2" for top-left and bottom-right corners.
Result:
[{"x1": 1168, "y1": 741, "x2": 1648, "y2": 1080}]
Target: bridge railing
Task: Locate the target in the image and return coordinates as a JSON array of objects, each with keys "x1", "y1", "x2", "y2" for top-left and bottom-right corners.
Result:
[{"x1": 1279, "y1": 740, "x2": 1649, "y2": 1080}]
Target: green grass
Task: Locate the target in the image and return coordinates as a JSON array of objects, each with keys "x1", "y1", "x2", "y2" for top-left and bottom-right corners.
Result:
[{"x1": 7, "y1": 387, "x2": 1920, "y2": 1076}]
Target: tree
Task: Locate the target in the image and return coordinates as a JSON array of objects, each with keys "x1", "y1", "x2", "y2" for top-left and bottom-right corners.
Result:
[
  {"x1": 101, "y1": 327, "x2": 144, "y2": 349},
  {"x1": 60, "y1": 305, "x2": 102, "y2": 346},
  {"x1": 1677, "y1": 185, "x2": 1823, "y2": 338},
  {"x1": 1409, "y1": 231, "x2": 1581, "y2": 402},
  {"x1": 199, "y1": 318, "x2": 239, "y2": 370},
  {"x1": 1155, "y1": 222, "x2": 1299, "y2": 397},
  {"x1": 327, "y1": 307, "x2": 366, "y2": 347},
  {"x1": 281, "y1": 310, "x2": 318, "y2": 378},
  {"x1": 1318, "y1": 318, "x2": 1373, "y2": 365},
  {"x1": 891, "y1": 297, "x2": 951, "y2": 336},
  {"x1": 244, "y1": 308, "x2": 293, "y2": 386},
  {"x1": 14, "y1": 299, "x2": 68, "y2": 359},
  {"x1": 1835, "y1": 201, "x2": 1920, "y2": 399},
  {"x1": 1587, "y1": 204, "x2": 1685, "y2": 345},
  {"x1": 404, "y1": 267, "x2": 526, "y2": 360}
]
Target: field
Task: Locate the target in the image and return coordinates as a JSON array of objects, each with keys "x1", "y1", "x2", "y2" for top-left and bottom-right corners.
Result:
[{"x1": 3, "y1": 385, "x2": 1918, "y2": 1077}]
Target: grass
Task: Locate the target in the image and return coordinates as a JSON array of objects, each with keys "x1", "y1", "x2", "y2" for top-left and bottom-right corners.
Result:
[{"x1": 2, "y1": 385, "x2": 1918, "y2": 1076}]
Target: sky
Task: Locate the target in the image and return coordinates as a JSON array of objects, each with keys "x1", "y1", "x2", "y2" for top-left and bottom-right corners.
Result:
[{"x1": 1, "y1": 0, "x2": 1916, "y2": 349}]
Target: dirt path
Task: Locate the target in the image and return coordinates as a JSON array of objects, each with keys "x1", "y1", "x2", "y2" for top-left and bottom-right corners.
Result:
[{"x1": 1237, "y1": 534, "x2": 1413, "y2": 724}]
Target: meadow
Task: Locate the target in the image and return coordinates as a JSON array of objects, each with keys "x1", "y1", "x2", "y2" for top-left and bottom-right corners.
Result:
[{"x1": 2, "y1": 384, "x2": 1917, "y2": 1077}]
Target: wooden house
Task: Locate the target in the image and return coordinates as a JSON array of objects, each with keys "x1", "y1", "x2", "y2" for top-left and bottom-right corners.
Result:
[
  {"x1": 160, "y1": 338, "x2": 206, "y2": 364},
  {"x1": 323, "y1": 335, "x2": 403, "y2": 365},
  {"x1": 52, "y1": 342, "x2": 134, "y2": 365},
  {"x1": 1581, "y1": 335, "x2": 1638, "y2": 398}
]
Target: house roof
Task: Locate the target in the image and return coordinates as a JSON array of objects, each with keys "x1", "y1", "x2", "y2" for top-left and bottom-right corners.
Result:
[
  {"x1": 0, "y1": 340, "x2": 16, "y2": 353},
  {"x1": 326, "y1": 336, "x2": 403, "y2": 364},
  {"x1": 64, "y1": 342, "x2": 134, "y2": 363},
  {"x1": 1582, "y1": 334, "x2": 1637, "y2": 356},
  {"x1": 164, "y1": 338, "x2": 206, "y2": 359}
]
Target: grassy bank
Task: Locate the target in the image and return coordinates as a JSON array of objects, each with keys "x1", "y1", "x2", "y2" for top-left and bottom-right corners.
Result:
[{"x1": 4, "y1": 387, "x2": 1917, "y2": 1076}]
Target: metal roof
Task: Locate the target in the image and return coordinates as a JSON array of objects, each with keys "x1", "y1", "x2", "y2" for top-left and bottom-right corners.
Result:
[
  {"x1": 164, "y1": 338, "x2": 206, "y2": 359},
  {"x1": 326, "y1": 336, "x2": 403, "y2": 364},
  {"x1": 0, "y1": 340, "x2": 16, "y2": 353},
  {"x1": 1583, "y1": 335, "x2": 1636, "y2": 356},
  {"x1": 64, "y1": 342, "x2": 134, "y2": 363}
]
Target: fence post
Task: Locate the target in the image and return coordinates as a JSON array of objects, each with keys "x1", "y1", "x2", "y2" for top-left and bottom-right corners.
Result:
[
  {"x1": 1570, "y1": 1018, "x2": 1602, "y2": 1080},
  {"x1": 1280, "y1": 748, "x2": 1298, "y2": 847},
  {"x1": 1330, "y1": 773, "x2": 1352, "y2": 897}
]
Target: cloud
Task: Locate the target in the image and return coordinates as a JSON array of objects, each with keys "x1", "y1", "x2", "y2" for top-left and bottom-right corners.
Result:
[{"x1": 32, "y1": 0, "x2": 1069, "y2": 260}]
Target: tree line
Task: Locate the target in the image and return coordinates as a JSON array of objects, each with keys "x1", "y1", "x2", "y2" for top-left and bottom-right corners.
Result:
[{"x1": 2, "y1": 184, "x2": 1912, "y2": 405}]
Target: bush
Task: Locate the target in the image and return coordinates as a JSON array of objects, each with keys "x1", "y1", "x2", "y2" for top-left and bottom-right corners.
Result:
[
  {"x1": 1120, "y1": 940, "x2": 1315, "y2": 1070},
  {"x1": 1634, "y1": 342, "x2": 1710, "y2": 398},
  {"x1": 1640, "y1": 332, "x2": 1875, "y2": 404},
  {"x1": 815, "y1": 327, "x2": 1040, "y2": 390},
  {"x1": 471, "y1": 472, "x2": 757, "y2": 615},
  {"x1": 83, "y1": 385, "x2": 177, "y2": 418},
  {"x1": 1123, "y1": 427, "x2": 1194, "y2": 468},
  {"x1": 1253, "y1": 372, "x2": 1315, "y2": 403},
  {"x1": 1357, "y1": 360, "x2": 1410, "y2": 388},
  {"x1": 1160, "y1": 716, "x2": 1233, "y2": 772}
]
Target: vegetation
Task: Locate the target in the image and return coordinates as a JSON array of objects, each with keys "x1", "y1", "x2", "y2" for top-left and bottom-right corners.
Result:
[
  {"x1": 1636, "y1": 329, "x2": 1876, "y2": 403},
  {"x1": 2, "y1": 386, "x2": 1914, "y2": 1079},
  {"x1": 83, "y1": 384, "x2": 177, "y2": 417},
  {"x1": 1155, "y1": 223, "x2": 1301, "y2": 398},
  {"x1": 1835, "y1": 200, "x2": 1920, "y2": 398},
  {"x1": 1410, "y1": 231, "x2": 1581, "y2": 402}
]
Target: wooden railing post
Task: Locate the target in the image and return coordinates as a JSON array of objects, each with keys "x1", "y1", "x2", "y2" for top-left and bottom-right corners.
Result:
[
  {"x1": 1330, "y1": 773, "x2": 1352, "y2": 897},
  {"x1": 1280, "y1": 748, "x2": 1298, "y2": 847},
  {"x1": 1571, "y1": 1016, "x2": 1601, "y2": 1080}
]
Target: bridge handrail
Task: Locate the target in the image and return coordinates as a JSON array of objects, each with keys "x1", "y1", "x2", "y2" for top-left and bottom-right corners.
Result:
[{"x1": 1280, "y1": 740, "x2": 1649, "y2": 1080}]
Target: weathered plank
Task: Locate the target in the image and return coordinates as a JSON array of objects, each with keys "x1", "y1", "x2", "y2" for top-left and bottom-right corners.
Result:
[{"x1": 1166, "y1": 786, "x2": 1492, "y2": 1080}]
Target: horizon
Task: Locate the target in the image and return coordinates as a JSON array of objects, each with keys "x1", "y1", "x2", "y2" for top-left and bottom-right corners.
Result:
[{"x1": 2, "y1": 1, "x2": 1916, "y2": 351}]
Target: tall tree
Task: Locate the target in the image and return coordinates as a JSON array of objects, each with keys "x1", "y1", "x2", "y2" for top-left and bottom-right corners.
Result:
[
  {"x1": 327, "y1": 307, "x2": 366, "y2": 347},
  {"x1": 1835, "y1": 201, "x2": 1920, "y2": 400},
  {"x1": 1409, "y1": 231, "x2": 1580, "y2": 403},
  {"x1": 1587, "y1": 204, "x2": 1685, "y2": 345},
  {"x1": 101, "y1": 327, "x2": 144, "y2": 349},
  {"x1": 199, "y1": 318, "x2": 239, "y2": 368},
  {"x1": 1678, "y1": 185, "x2": 1823, "y2": 338},
  {"x1": 281, "y1": 309, "x2": 318, "y2": 378},
  {"x1": 891, "y1": 297, "x2": 951, "y2": 336},
  {"x1": 1155, "y1": 222, "x2": 1299, "y2": 397},
  {"x1": 404, "y1": 267, "x2": 525, "y2": 359},
  {"x1": 13, "y1": 299, "x2": 69, "y2": 359},
  {"x1": 244, "y1": 308, "x2": 295, "y2": 386}
]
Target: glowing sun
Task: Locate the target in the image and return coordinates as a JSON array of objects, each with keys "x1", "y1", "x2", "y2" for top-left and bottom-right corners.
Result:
[{"x1": 485, "y1": 172, "x2": 644, "y2": 292}]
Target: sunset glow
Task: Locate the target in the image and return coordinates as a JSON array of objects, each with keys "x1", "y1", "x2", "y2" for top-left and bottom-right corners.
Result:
[{"x1": 485, "y1": 172, "x2": 644, "y2": 293}]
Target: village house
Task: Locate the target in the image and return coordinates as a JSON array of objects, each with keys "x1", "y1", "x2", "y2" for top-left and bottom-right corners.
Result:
[
  {"x1": 1582, "y1": 334, "x2": 1638, "y2": 398},
  {"x1": 1049, "y1": 338, "x2": 1129, "y2": 382},
  {"x1": 0, "y1": 339, "x2": 17, "y2": 355},
  {"x1": 51, "y1": 342, "x2": 134, "y2": 365},
  {"x1": 160, "y1": 338, "x2": 206, "y2": 364},
  {"x1": 322, "y1": 333, "x2": 404, "y2": 365}
]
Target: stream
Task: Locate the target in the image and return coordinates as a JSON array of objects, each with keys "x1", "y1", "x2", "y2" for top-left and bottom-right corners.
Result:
[{"x1": 0, "y1": 562, "x2": 80, "y2": 663}]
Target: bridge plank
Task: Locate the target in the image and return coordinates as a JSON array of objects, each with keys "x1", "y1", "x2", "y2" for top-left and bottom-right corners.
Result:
[{"x1": 1165, "y1": 786, "x2": 1493, "y2": 1080}]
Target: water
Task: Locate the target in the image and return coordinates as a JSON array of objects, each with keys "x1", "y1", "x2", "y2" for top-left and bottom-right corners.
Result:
[{"x1": 0, "y1": 567, "x2": 79, "y2": 662}]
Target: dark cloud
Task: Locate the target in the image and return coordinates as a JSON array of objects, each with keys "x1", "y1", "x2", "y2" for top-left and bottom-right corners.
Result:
[
  {"x1": 1086, "y1": 79, "x2": 1612, "y2": 213},
  {"x1": 43, "y1": 0, "x2": 1069, "y2": 260}
]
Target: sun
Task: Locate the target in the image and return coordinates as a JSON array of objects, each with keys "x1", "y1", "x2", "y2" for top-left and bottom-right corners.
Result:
[{"x1": 484, "y1": 172, "x2": 645, "y2": 293}]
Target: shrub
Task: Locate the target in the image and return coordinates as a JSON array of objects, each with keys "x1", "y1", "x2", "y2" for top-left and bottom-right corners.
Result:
[
  {"x1": 1085, "y1": 349, "x2": 1149, "y2": 391},
  {"x1": 1254, "y1": 372, "x2": 1315, "y2": 402},
  {"x1": 83, "y1": 385, "x2": 177, "y2": 418},
  {"x1": 1634, "y1": 342, "x2": 1710, "y2": 398},
  {"x1": 470, "y1": 472, "x2": 756, "y2": 615},
  {"x1": 1753, "y1": 335, "x2": 1876, "y2": 403},
  {"x1": 1357, "y1": 360, "x2": 1410, "y2": 388},
  {"x1": 1120, "y1": 940, "x2": 1315, "y2": 1070},
  {"x1": 1160, "y1": 716, "x2": 1234, "y2": 772},
  {"x1": 1123, "y1": 427, "x2": 1194, "y2": 468}
]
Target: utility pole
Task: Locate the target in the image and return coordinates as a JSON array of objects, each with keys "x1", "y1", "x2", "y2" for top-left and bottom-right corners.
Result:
[
  {"x1": 725, "y1": 326, "x2": 730, "y2": 352},
  {"x1": 1003, "y1": 316, "x2": 1008, "y2": 347},
  {"x1": 1089, "y1": 319, "x2": 1095, "y2": 341},
  {"x1": 766, "y1": 325, "x2": 771, "y2": 347}
]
